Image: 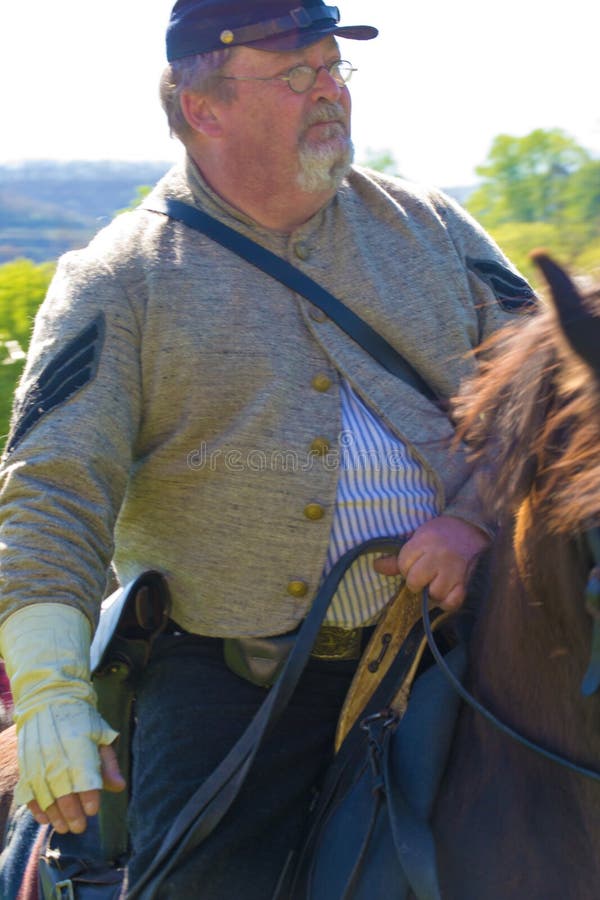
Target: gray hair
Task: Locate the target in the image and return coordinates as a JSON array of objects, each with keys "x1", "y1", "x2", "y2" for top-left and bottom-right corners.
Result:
[{"x1": 159, "y1": 48, "x2": 237, "y2": 142}]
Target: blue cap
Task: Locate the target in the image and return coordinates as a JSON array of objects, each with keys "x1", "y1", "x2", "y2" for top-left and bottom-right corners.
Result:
[{"x1": 166, "y1": 1, "x2": 378, "y2": 62}]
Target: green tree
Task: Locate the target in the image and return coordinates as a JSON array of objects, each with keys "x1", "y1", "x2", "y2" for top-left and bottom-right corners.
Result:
[
  {"x1": 0, "y1": 258, "x2": 54, "y2": 350},
  {"x1": 467, "y1": 129, "x2": 590, "y2": 227},
  {"x1": 562, "y1": 159, "x2": 600, "y2": 238},
  {"x1": 0, "y1": 259, "x2": 55, "y2": 447}
]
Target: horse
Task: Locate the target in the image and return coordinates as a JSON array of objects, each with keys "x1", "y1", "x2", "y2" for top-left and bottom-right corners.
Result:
[{"x1": 431, "y1": 252, "x2": 600, "y2": 900}]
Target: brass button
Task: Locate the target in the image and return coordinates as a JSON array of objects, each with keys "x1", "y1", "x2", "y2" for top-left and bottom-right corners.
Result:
[
  {"x1": 294, "y1": 241, "x2": 310, "y2": 261},
  {"x1": 311, "y1": 373, "x2": 332, "y2": 392},
  {"x1": 308, "y1": 307, "x2": 328, "y2": 323},
  {"x1": 304, "y1": 503, "x2": 325, "y2": 521},
  {"x1": 220, "y1": 29, "x2": 235, "y2": 44},
  {"x1": 287, "y1": 580, "x2": 308, "y2": 598},
  {"x1": 310, "y1": 436, "x2": 330, "y2": 456}
]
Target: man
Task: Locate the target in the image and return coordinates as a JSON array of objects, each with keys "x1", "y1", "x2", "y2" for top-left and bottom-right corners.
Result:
[{"x1": 0, "y1": 1, "x2": 535, "y2": 895}]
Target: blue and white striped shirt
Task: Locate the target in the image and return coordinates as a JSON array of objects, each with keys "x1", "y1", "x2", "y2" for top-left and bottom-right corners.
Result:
[{"x1": 324, "y1": 380, "x2": 440, "y2": 627}]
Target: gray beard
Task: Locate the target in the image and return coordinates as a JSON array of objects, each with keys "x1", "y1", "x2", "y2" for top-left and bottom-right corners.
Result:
[{"x1": 296, "y1": 137, "x2": 354, "y2": 193}]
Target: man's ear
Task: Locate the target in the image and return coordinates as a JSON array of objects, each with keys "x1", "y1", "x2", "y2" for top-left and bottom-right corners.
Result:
[{"x1": 180, "y1": 91, "x2": 223, "y2": 137}]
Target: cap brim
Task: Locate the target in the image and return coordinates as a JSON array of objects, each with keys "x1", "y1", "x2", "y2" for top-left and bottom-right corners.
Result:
[{"x1": 244, "y1": 24, "x2": 378, "y2": 52}]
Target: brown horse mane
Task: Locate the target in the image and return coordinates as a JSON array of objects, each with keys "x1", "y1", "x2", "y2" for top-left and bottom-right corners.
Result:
[
  {"x1": 430, "y1": 265, "x2": 600, "y2": 900},
  {"x1": 454, "y1": 280, "x2": 600, "y2": 535},
  {"x1": 448, "y1": 265, "x2": 600, "y2": 772}
]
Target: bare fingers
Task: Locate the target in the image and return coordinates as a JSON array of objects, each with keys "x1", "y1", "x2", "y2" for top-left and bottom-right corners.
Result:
[
  {"x1": 28, "y1": 791, "x2": 94, "y2": 834},
  {"x1": 26, "y1": 745, "x2": 124, "y2": 833}
]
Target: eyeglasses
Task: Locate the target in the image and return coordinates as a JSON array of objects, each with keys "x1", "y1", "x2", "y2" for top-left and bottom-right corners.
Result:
[{"x1": 219, "y1": 59, "x2": 356, "y2": 95}]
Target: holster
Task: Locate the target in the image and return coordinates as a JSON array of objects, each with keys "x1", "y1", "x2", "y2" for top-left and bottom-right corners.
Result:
[{"x1": 91, "y1": 571, "x2": 171, "y2": 863}]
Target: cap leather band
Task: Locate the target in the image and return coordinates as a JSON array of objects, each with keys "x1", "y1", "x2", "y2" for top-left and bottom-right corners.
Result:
[{"x1": 219, "y1": 5, "x2": 340, "y2": 45}]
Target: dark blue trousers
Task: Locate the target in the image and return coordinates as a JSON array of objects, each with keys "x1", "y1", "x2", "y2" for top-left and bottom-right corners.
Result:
[{"x1": 127, "y1": 633, "x2": 357, "y2": 899}]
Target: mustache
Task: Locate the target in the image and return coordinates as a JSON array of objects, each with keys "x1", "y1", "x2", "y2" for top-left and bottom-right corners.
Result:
[{"x1": 304, "y1": 102, "x2": 348, "y2": 129}]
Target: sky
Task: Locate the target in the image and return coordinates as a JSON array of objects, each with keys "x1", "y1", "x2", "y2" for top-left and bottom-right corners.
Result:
[{"x1": 1, "y1": 0, "x2": 598, "y2": 189}]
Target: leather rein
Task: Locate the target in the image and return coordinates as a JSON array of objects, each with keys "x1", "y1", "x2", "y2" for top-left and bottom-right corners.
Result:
[{"x1": 422, "y1": 526, "x2": 600, "y2": 783}]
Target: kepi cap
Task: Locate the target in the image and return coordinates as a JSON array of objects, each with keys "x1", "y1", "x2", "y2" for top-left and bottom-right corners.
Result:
[{"x1": 166, "y1": 1, "x2": 378, "y2": 62}]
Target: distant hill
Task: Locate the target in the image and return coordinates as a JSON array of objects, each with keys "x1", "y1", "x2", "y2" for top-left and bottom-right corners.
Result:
[
  {"x1": 0, "y1": 160, "x2": 174, "y2": 263},
  {"x1": 0, "y1": 159, "x2": 474, "y2": 264}
]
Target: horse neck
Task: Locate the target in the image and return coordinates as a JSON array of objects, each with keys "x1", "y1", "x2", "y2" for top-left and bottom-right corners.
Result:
[{"x1": 470, "y1": 519, "x2": 600, "y2": 769}]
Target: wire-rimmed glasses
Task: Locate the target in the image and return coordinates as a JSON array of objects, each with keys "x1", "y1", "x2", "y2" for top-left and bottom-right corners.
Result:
[{"x1": 219, "y1": 59, "x2": 356, "y2": 94}]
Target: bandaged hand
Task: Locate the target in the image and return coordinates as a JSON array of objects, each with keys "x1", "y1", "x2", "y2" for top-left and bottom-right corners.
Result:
[{"x1": 0, "y1": 603, "x2": 122, "y2": 829}]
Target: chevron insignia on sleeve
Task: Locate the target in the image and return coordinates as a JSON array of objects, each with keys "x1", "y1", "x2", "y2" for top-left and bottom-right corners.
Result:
[
  {"x1": 466, "y1": 257, "x2": 537, "y2": 313},
  {"x1": 6, "y1": 313, "x2": 105, "y2": 455}
]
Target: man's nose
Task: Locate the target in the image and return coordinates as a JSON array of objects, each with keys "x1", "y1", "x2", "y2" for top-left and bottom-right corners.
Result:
[{"x1": 310, "y1": 65, "x2": 344, "y2": 102}]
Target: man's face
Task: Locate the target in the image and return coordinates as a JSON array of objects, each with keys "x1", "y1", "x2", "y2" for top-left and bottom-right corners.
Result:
[{"x1": 213, "y1": 37, "x2": 353, "y2": 194}]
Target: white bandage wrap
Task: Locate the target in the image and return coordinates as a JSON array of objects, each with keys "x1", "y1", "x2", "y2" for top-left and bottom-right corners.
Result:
[{"x1": 0, "y1": 603, "x2": 118, "y2": 810}]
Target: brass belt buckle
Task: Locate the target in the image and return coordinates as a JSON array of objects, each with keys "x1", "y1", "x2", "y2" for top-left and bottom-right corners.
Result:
[{"x1": 311, "y1": 625, "x2": 362, "y2": 660}]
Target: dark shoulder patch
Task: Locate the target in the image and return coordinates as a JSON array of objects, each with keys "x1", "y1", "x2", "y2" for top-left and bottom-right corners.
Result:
[
  {"x1": 466, "y1": 257, "x2": 537, "y2": 313},
  {"x1": 5, "y1": 313, "x2": 105, "y2": 455}
]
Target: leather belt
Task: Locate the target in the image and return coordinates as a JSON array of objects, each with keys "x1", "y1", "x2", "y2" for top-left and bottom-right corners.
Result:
[{"x1": 163, "y1": 620, "x2": 367, "y2": 661}]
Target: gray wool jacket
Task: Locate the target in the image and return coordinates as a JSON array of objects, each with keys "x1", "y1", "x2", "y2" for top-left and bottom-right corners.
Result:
[{"x1": 0, "y1": 159, "x2": 533, "y2": 637}]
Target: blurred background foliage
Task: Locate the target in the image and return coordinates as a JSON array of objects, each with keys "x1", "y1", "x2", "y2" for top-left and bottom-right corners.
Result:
[
  {"x1": 0, "y1": 259, "x2": 56, "y2": 445},
  {"x1": 1, "y1": 127, "x2": 599, "y2": 446},
  {"x1": 466, "y1": 128, "x2": 600, "y2": 283},
  {"x1": 364, "y1": 127, "x2": 600, "y2": 287}
]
